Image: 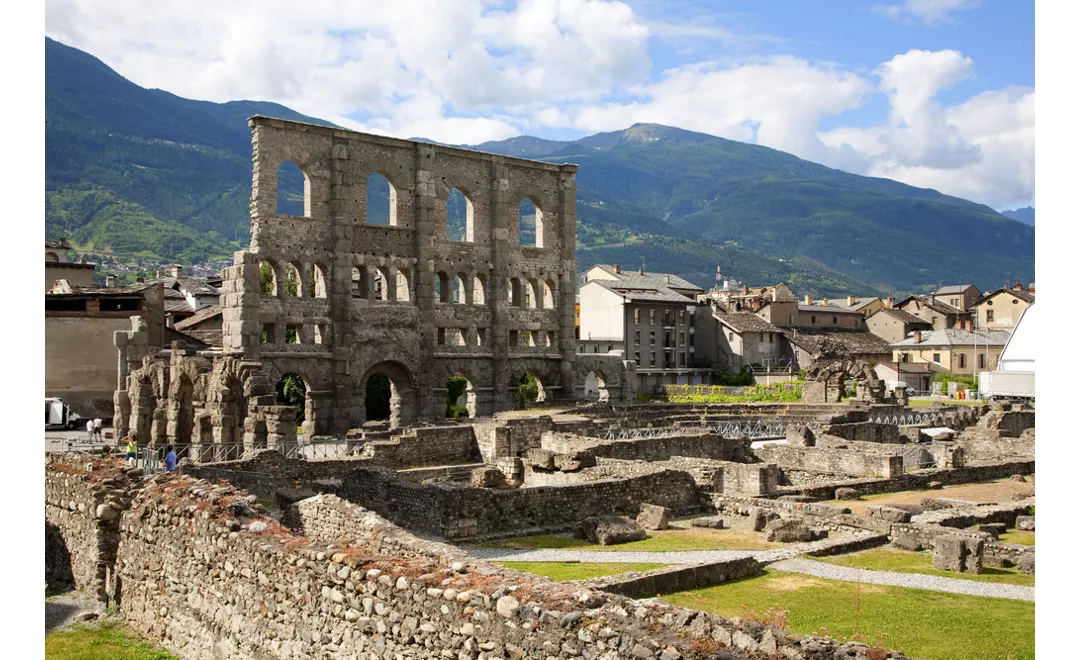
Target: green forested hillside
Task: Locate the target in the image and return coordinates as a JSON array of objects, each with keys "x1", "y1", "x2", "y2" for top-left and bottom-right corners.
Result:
[{"x1": 46, "y1": 37, "x2": 1033, "y2": 296}]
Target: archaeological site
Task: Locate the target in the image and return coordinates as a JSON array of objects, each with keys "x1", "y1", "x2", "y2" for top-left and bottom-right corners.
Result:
[{"x1": 46, "y1": 119, "x2": 1037, "y2": 660}]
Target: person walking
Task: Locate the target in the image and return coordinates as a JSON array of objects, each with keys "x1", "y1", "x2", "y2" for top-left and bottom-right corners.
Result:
[
  {"x1": 93, "y1": 417, "x2": 103, "y2": 439},
  {"x1": 124, "y1": 436, "x2": 138, "y2": 467},
  {"x1": 85, "y1": 418, "x2": 95, "y2": 442},
  {"x1": 163, "y1": 445, "x2": 177, "y2": 473}
]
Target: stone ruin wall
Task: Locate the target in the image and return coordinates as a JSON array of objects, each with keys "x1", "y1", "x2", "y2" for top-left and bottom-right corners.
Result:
[
  {"x1": 114, "y1": 118, "x2": 633, "y2": 451},
  {"x1": 46, "y1": 464, "x2": 910, "y2": 660}
]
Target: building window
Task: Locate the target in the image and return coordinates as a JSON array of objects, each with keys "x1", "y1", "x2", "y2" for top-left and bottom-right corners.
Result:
[
  {"x1": 959, "y1": 353, "x2": 967, "y2": 368},
  {"x1": 634, "y1": 331, "x2": 640, "y2": 346},
  {"x1": 679, "y1": 353, "x2": 685, "y2": 367},
  {"x1": 933, "y1": 353, "x2": 941, "y2": 363},
  {"x1": 592, "y1": 345, "x2": 598, "y2": 353},
  {"x1": 832, "y1": 316, "x2": 838, "y2": 325},
  {"x1": 986, "y1": 310, "x2": 994, "y2": 322},
  {"x1": 979, "y1": 354, "x2": 986, "y2": 369},
  {"x1": 759, "y1": 333, "x2": 764, "y2": 342},
  {"x1": 679, "y1": 309, "x2": 685, "y2": 324},
  {"x1": 650, "y1": 353, "x2": 656, "y2": 367},
  {"x1": 811, "y1": 315, "x2": 816, "y2": 324},
  {"x1": 769, "y1": 333, "x2": 774, "y2": 344},
  {"x1": 650, "y1": 309, "x2": 656, "y2": 325},
  {"x1": 650, "y1": 331, "x2": 656, "y2": 346},
  {"x1": 728, "y1": 332, "x2": 734, "y2": 341},
  {"x1": 901, "y1": 353, "x2": 909, "y2": 363},
  {"x1": 932, "y1": 317, "x2": 938, "y2": 327},
  {"x1": 634, "y1": 352, "x2": 640, "y2": 363},
  {"x1": 634, "y1": 308, "x2": 640, "y2": 324}
]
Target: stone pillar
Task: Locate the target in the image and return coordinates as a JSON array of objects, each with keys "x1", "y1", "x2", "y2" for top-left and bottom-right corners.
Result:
[
  {"x1": 489, "y1": 158, "x2": 512, "y2": 413},
  {"x1": 414, "y1": 143, "x2": 440, "y2": 422},
  {"x1": 221, "y1": 250, "x2": 264, "y2": 359},
  {"x1": 264, "y1": 406, "x2": 298, "y2": 449},
  {"x1": 557, "y1": 164, "x2": 578, "y2": 399}
]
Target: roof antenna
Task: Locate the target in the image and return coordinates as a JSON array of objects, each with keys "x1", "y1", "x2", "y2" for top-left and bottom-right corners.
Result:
[{"x1": 640, "y1": 258, "x2": 645, "y2": 275}]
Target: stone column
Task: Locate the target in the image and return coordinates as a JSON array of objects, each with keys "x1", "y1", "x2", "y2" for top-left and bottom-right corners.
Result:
[
  {"x1": 221, "y1": 251, "x2": 263, "y2": 359},
  {"x1": 489, "y1": 158, "x2": 512, "y2": 413},
  {"x1": 414, "y1": 143, "x2": 439, "y2": 422},
  {"x1": 557, "y1": 164, "x2": 578, "y2": 399}
]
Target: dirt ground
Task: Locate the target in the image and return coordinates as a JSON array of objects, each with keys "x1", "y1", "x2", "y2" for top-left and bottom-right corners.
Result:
[
  {"x1": 826, "y1": 477, "x2": 1034, "y2": 515},
  {"x1": 45, "y1": 590, "x2": 104, "y2": 633}
]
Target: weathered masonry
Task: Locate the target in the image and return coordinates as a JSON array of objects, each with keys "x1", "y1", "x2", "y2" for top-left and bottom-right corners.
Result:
[{"x1": 115, "y1": 118, "x2": 632, "y2": 446}]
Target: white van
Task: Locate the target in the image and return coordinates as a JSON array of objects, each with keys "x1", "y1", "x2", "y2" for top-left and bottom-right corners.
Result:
[{"x1": 884, "y1": 381, "x2": 915, "y2": 396}]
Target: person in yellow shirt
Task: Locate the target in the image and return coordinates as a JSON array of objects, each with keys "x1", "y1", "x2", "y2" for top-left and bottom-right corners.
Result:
[{"x1": 124, "y1": 436, "x2": 138, "y2": 466}]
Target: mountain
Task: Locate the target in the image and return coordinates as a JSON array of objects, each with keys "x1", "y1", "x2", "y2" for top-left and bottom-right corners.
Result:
[
  {"x1": 45, "y1": 37, "x2": 336, "y2": 262},
  {"x1": 473, "y1": 124, "x2": 1035, "y2": 294},
  {"x1": 1001, "y1": 207, "x2": 1035, "y2": 225},
  {"x1": 46, "y1": 37, "x2": 1034, "y2": 296}
]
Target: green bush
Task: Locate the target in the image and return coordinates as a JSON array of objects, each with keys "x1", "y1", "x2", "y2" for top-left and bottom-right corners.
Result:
[
  {"x1": 446, "y1": 376, "x2": 469, "y2": 418},
  {"x1": 519, "y1": 372, "x2": 539, "y2": 407},
  {"x1": 710, "y1": 367, "x2": 754, "y2": 386}
]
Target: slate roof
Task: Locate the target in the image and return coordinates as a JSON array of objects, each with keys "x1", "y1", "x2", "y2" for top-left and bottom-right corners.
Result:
[
  {"x1": 48, "y1": 282, "x2": 155, "y2": 296},
  {"x1": 890, "y1": 329, "x2": 1012, "y2": 348},
  {"x1": 714, "y1": 312, "x2": 778, "y2": 333},
  {"x1": 797, "y1": 304, "x2": 863, "y2": 315},
  {"x1": 974, "y1": 288, "x2": 1036, "y2": 305},
  {"x1": 902, "y1": 295, "x2": 967, "y2": 316},
  {"x1": 933, "y1": 284, "x2": 980, "y2": 296},
  {"x1": 589, "y1": 265, "x2": 702, "y2": 292},
  {"x1": 871, "y1": 308, "x2": 931, "y2": 325},
  {"x1": 591, "y1": 279, "x2": 697, "y2": 304},
  {"x1": 782, "y1": 328, "x2": 893, "y2": 356},
  {"x1": 174, "y1": 305, "x2": 222, "y2": 329}
]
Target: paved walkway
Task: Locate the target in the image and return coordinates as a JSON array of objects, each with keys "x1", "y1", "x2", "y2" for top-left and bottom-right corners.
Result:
[
  {"x1": 770, "y1": 558, "x2": 1035, "y2": 602},
  {"x1": 467, "y1": 548, "x2": 757, "y2": 564}
]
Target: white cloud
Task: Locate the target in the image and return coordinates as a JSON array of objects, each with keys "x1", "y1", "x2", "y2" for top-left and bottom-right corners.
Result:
[
  {"x1": 45, "y1": 2, "x2": 1032, "y2": 209},
  {"x1": 821, "y1": 51, "x2": 1034, "y2": 209},
  {"x1": 875, "y1": 0, "x2": 983, "y2": 26}
]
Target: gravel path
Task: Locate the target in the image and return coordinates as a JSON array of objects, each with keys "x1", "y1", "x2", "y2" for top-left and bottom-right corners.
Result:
[
  {"x1": 467, "y1": 548, "x2": 758, "y2": 564},
  {"x1": 770, "y1": 558, "x2": 1035, "y2": 602},
  {"x1": 46, "y1": 590, "x2": 104, "y2": 633}
]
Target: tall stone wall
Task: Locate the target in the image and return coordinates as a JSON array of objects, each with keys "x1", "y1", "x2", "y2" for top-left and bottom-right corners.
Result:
[
  {"x1": 95, "y1": 475, "x2": 906, "y2": 660},
  {"x1": 541, "y1": 430, "x2": 753, "y2": 463},
  {"x1": 754, "y1": 444, "x2": 904, "y2": 479}
]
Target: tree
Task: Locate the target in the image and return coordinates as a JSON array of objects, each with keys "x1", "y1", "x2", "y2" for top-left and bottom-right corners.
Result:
[
  {"x1": 275, "y1": 373, "x2": 306, "y2": 422},
  {"x1": 260, "y1": 261, "x2": 274, "y2": 295},
  {"x1": 519, "y1": 372, "x2": 539, "y2": 407},
  {"x1": 446, "y1": 376, "x2": 468, "y2": 418}
]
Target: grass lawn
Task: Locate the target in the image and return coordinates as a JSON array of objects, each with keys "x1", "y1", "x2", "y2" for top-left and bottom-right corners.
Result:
[
  {"x1": 471, "y1": 528, "x2": 780, "y2": 552},
  {"x1": 908, "y1": 398, "x2": 987, "y2": 407},
  {"x1": 499, "y1": 562, "x2": 667, "y2": 581},
  {"x1": 45, "y1": 621, "x2": 178, "y2": 660},
  {"x1": 812, "y1": 548, "x2": 1034, "y2": 586},
  {"x1": 663, "y1": 568, "x2": 1034, "y2": 660},
  {"x1": 818, "y1": 478, "x2": 1034, "y2": 515},
  {"x1": 998, "y1": 530, "x2": 1035, "y2": 546}
]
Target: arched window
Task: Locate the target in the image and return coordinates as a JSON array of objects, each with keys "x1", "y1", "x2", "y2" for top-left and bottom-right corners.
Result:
[
  {"x1": 395, "y1": 268, "x2": 411, "y2": 302},
  {"x1": 509, "y1": 278, "x2": 523, "y2": 307},
  {"x1": 436, "y1": 271, "x2": 452, "y2": 303},
  {"x1": 312, "y1": 264, "x2": 328, "y2": 298},
  {"x1": 283, "y1": 263, "x2": 301, "y2": 297},
  {"x1": 446, "y1": 188, "x2": 474, "y2": 241},
  {"x1": 366, "y1": 173, "x2": 396, "y2": 225},
  {"x1": 374, "y1": 267, "x2": 392, "y2": 302},
  {"x1": 46, "y1": 252, "x2": 59, "y2": 262},
  {"x1": 455, "y1": 273, "x2": 468, "y2": 304},
  {"x1": 519, "y1": 197, "x2": 544, "y2": 248},
  {"x1": 544, "y1": 279, "x2": 555, "y2": 308},
  {"x1": 473, "y1": 274, "x2": 487, "y2": 306},
  {"x1": 259, "y1": 261, "x2": 278, "y2": 296},
  {"x1": 351, "y1": 266, "x2": 366, "y2": 298},
  {"x1": 277, "y1": 161, "x2": 309, "y2": 217}
]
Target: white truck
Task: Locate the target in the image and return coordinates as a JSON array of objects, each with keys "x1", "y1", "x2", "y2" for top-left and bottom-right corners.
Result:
[
  {"x1": 978, "y1": 303, "x2": 1035, "y2": 401},
  {"x1": 45, "y1": 397, "x2": 83, "y2": 429}
]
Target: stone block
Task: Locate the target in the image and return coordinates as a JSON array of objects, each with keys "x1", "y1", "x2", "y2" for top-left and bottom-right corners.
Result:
[
  {"x1": 468, "y1": 467, "x2": 507, "y2": 489},
  {"x1": 928, "y1": 481, "x2": 944, "y2": 490},
  {"x1": 834, "y1": 487, "x2": 860, "y2": 501},
  {"x1": 553, "y1": 450, "x2": 596, "y2": 472},
  {"x1": 1016, "y1": 552, "x2": 1035, "y2": 574},
  {"x1": 866, "y1": 505, "x2": 912, "y2": 523},
  {"x1": 932, "y1": 535, "x2": 984, "y2": 574},
  {"x1": 973, "y1": 523, "x2": 1006, "y2": 539},
  {"x1": 636, "y1": 504, "x2": 670, "y2": 531},
  {"x1": 526, "y1": 449, "x2": 556, "y2": 471},
  {"x1": 1015, "y1": 515, "x2": 1035, "y2": 531},
  {"x1": 691, "y1": 516, "x2": 725, "y2": 530},
  {"x1": 763, "y1": 517, "x2": 813, "y2": 543},
  {"x1": 579, "y1": 516, "x2": 648, "y2": 546},
  {"x1": 748, "y1": 506, "x2": 779, "y2": 532}
]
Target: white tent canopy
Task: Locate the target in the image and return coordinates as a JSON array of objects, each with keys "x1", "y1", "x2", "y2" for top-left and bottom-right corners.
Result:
[{"x1": 998, "y1": 303, "x2": 1035, "y2": 372}]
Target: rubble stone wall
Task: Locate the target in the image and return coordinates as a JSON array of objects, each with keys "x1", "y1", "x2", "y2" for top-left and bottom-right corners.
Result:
[
  {"x1": 755, "y1": 444, "x2": 904, "y2": 479},
  {"x1": 775, "y1": 460, "x2": 1035, "y2": 499},
  {"x1": 821, "y1": 422, "x2": 902, "y2": 443},
  {"x1": 542, "y1": 431, "x2": 752, "y2": 463}
]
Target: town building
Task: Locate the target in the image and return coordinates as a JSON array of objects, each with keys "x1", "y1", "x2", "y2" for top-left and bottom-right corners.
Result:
[
  {"x1": 45, "y1": 239, "x2": 95, "y2": 293},
  {"x1": 866, "y1": 307, "x2": 934, "y2": 343},
  {"x1": 971, "y1": 284, "x2": 1035, "y2": 332},
  {"x1": 142, "y1": 265, "x2": 223, "y2": 327},
  {"x1": 578, "y1": 264, "x2": 710, "y2": 392},
  {"x1": 895, "y1": 295, "x2": 972, "y2": 330},
  {"x1": 930, "y1": 284, "x2": 982, "y2": 312},
  {"x1": 890, "y1": 328, "x2": 1011, "y2": 376},
  {"x1": 698, "y1": 311, "x2": 789, "y2": 374},
  {"x1": 813, "y1": 296, "x2": 888, "y2": 318}
]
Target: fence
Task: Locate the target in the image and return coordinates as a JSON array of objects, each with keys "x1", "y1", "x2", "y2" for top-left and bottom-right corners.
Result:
[{"x1": 47, "y1": 438, "x2": 366, "y2": 467}]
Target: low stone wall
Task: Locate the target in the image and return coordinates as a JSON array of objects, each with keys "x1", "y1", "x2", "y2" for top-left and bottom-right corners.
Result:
[
  {"x1": 755, "y1": 444, "x2": 904, "y2": 480},
  {"x1": 774, "y1": 460, "x2": 1035, "y2": 499},
  {"x1": 335, "y1": 467, "x2": 703, "y2": 539},
  {"x1": 359, "y1": 425, "x2": 483, "y2": 468},
  {"x1": 541, "y1": 430, "x2": 753, "y2": 463},
  {"x1": 984, "y1": 541, "x2": 1035, "y2": 573},
  {"x1": 90, "y1": 474, "x2": 907, "y2": 660},
  {"x1": 911, "y1": 500, "x2": 1032, "y2": 529},
  {"x1": 45, "y1": 461, "x2": 137, "y2": 600},
  {"x1": 575, "y1": 557, "x2": 763, "y2": 599},
  {"x1": 821, "y1": 422, "x2": 902, "y2": 444}
]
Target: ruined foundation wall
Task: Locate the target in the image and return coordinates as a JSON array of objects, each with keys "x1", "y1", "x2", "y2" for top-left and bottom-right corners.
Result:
[
  {"x1": 104, "y1": 476, "x2": 904, "y2": 660},
  {"x1": 542, "y1": 431, "x2": 752, "y2": 463},
  {"x1": 775, "y1": 460, "x2": 1035, "y2": 499},
  {"x1": 754, "y1": 445, "x2": 904, "y2": 479}
]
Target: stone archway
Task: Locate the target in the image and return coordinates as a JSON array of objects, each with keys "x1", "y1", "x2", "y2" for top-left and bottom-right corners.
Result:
[
  {"x1": 801, "y1": 338, "x2": 884, "y2": 403},
  {"x1": 583, "y1": 370, "x2": 610, "y2": 402},
  {"x1": 360, "y1": 360, "x2": 417, "y2": 428}
]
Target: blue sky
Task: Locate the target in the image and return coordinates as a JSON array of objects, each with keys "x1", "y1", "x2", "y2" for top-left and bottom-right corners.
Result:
[{"x1": 45, "y1": 0, "x2": 1034, "y2": 209}]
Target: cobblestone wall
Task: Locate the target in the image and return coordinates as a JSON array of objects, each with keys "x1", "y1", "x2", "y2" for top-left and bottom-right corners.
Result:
[
  {"x1": 105, "y1": 474, "x2": 908, "y2": 660},
  {"x1": 755, "y1": 444, "x2": 904, "y2": 479},
  {"x1": 542, "y1": 430, "x2": 753, "y2": 463}
]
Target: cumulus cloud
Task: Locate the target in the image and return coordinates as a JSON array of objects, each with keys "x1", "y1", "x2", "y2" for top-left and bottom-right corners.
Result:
[
  {"x1": 45, "y1": 2, "x2": 1032, "y2": 209},
  {"x1": 875, "y1": 0, "x2": 983, "y2": 26}
]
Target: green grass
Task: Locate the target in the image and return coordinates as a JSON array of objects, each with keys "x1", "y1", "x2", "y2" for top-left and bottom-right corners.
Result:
[
  {"x1": 812, "y1": 548, "x2": 1034, "y2": 586},
  {"x1": 45, "y1": 621, "x2": 178, "y2": 659},
  {"x1": 499, "y1": 562, "x2": 666, "y2": 581},
  {"x1": 663, "y1": 568, "x2": 1034, "y2": 660},
  {"x1": 471, "y1": 528, "x2": 781, "y2": 552},
  {"x1": 998, "y1": 530, "x2": 1035, "y2": 546}
]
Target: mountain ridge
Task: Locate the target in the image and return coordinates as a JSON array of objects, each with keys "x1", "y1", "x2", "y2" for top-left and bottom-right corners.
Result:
[{"x1": 45, "y1": 37, "x2": 1034, "y2": 296}]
